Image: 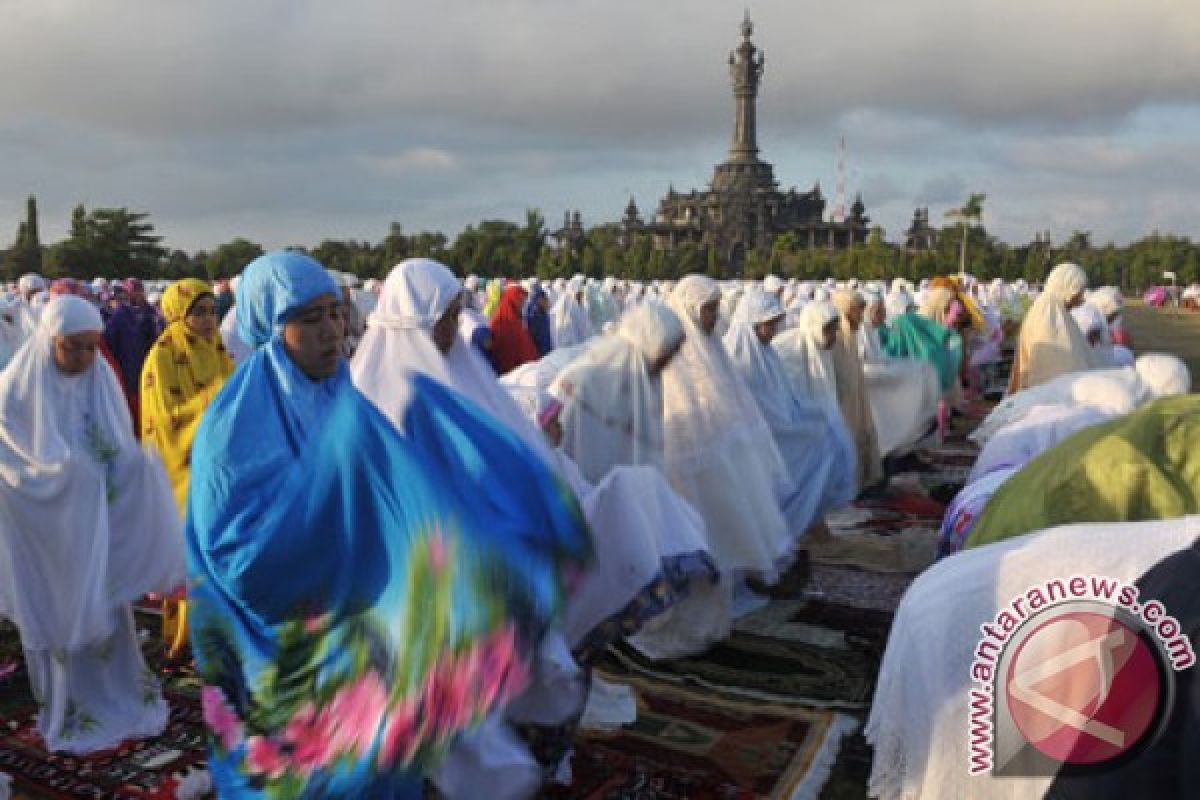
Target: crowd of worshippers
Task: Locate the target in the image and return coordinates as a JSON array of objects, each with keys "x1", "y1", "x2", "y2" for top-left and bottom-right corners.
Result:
[{"x1": 0, "y1": 257, "x2": 1193, "y2": 799}]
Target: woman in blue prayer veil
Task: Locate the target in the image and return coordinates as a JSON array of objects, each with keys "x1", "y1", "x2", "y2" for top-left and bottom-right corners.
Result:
[
  {"x1": 522, "y1": 285, "x2": 554, "y2": 357},
  {"x1": 184, "y1": 251, "x2": 590, "y2": 799}
]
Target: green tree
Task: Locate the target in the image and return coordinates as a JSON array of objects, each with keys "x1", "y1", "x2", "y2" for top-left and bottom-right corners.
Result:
[
  {"x1": 206, "y1": 238, "x2": 265, "y2": 279},
  {"x1": 5, "y1": 195, "x2": 43, "y2": 279},
  {"x1": 945, "y1": 193, "x2": 986, "y2": 275}
]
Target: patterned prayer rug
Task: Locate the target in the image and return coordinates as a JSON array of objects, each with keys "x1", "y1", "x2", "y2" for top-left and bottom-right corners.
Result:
[
  {"x1": 0, "y1": 695, "x2": 206, "y2": 800},
  {"x1": 0, "y1": 618, "x2": 209, "y2": 800},
  {"x1": 806, "y1": 565, "x2": 915, "y2": 614},
  {"x1": 597, "y1": 621, "x2": 875, "y2": 710},
  {"x1": 541, "y1": 675, "x2": 858, "y2": 800}
]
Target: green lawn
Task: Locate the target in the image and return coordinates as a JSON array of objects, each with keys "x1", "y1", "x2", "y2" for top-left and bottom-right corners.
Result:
[{"x1": 1123, "y1": 300, "x2": 1200, "y2": 383}]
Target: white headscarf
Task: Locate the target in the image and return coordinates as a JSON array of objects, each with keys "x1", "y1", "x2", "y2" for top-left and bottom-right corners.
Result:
[
  {"x1": 858, "y1": 290, "x2": 886, "y2": 363},
  {"x1": 552, "y1": 302, "x2": 684, "y2": 484},
  {"x1": 550, "y1": 278, "x2": 592, "y2": 348},
  {"x1": 723, "y1": 290, "x2": 856, "y2": 533},
  {"x1": 663, "y1": 276, "x2": 793, "y2": 579},
  {"x1": 774, "y1": 300, "x2": 841, "y2": 417},
  {"x1": 0, "y1": 296, "x2": 183, "y2": 652},
  {"x1": 350, "y1": 259, "x2": 555, "y2": 461}
]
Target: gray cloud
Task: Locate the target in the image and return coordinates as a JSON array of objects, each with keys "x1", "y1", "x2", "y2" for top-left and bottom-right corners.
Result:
[{"x1": 0, "y1": 1, "x2": 1198, "y2": 250}]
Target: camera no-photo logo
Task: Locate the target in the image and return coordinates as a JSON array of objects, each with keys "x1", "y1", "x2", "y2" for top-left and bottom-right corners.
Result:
[{"x1": 967, "y1": 576, "x2": 1195, "y2": 776}]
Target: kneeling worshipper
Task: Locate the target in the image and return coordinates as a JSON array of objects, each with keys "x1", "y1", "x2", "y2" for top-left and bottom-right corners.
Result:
[
  {"x1": 939, "y1": 355, "x2": 1193, "y2": 555},
  {"x1": 773, "y1": 301, "x2": 859, "y2": 457},
  {"x1": 1008, "y1": 262, "x2": 1100, "y2": 393},
  {"x1": 1090, "y1": 285, "x2": 1134, "y2": 355},
  {"x1": 858, "y1": 291, "x2": 940, "y2": 457},
  {"x1": 969, "y1": 353, "x2": 1191, "y2": 447},
  {"x1": 0, "y1": 296, "x2": 184, "y2": 754},
  {"x1": 1071, "y1": 301, "x2": 1119, "y2": 367},
  {"x1": 830, "y1": 289, "x2": 884, "y2": 491},
  {"x1": 937, "y1": 403, "x2": 1118, "y2": 558},
  {"x1": 878, "y1": 286, "x2": 963, "y2": 408},
  {"x1": 552, "y1": 301, "x2": 685, "y2": 484},
  {"x1": 867, "y1": 516, "x2": 1200, "y2": 800},
  {"x1": 964, "y1": 392, "x2": 1200, "y2": 551},
  {"x1": 723, "y1": 288, "x2": 856, "y2": 541},
  {"x1": 663, "y1": 275, "x2": 798, "y2": 587},
  {"x1": 185, "y1": 252, "x2": 590, "y2": 799},
  {"x1": 351, "y1": 259, "x2": 720, "y2": 668}
]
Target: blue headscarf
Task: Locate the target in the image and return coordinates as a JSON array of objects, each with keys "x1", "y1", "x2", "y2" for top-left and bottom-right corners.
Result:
[
  {"x1": 522, "y1": 285, "x2": 554, "y2": 356},
  {"x1": 235, "y1": 250, "x2": 337, "y2": 348},
  {"x1": 186, "y1": 251, "x2": 590, "y2": 798}
]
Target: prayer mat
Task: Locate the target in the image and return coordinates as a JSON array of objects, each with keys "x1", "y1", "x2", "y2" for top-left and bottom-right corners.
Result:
[
  {"x1": 541, "y1": 675, "x2": 858, "y2": 800},
  {"x1": 0, "y1": 695, "x2": 207, "y2": 800},
  {"x1": 597, "y1": 622, "x2": 875, "y2": 710},
  {"x1": 852, "y1": 492, "x2": 945, "y2": 520},
  {"x1": 806, "y1": 565, "x2": 915, "y2": 614},
  {"x1": 806, "y1": 528, "x2": 938, "y2": 574},
  {"x1": 0, "y1": 618, "x2": 208, "y2": 800}
]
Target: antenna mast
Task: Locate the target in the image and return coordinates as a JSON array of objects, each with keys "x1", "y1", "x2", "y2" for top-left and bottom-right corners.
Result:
[{"x1": 833, "y1": 136, "x2": 847, "y2": 224}]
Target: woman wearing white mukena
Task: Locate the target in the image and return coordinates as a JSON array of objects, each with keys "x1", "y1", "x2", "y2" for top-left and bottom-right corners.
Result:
[
  {"x1": 723, "y1": 288, "x2": 856, "y2": 542},
  {"x1": 663, "y1": 275, "x2": 797, "y2": 585},
  {"x1": 0, "y1": 296, "x2": 184, "y2": 754}
]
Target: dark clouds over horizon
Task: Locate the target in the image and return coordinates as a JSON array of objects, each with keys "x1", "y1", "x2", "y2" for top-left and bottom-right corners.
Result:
[{"x1": 1, "y1": 0, "x2": 1198, "y2": 252}]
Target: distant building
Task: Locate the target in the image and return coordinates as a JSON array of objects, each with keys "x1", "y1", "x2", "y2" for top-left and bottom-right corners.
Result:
[
  {"x1": 905, "y1": 208, "x2": 938, "y2": 251},
  {"x1": 619, "y1": 14, "x2": 869, "y2": 275}
]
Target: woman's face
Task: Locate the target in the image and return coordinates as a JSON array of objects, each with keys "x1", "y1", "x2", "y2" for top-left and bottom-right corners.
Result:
[
  {"x1": 869, "y1": 304, "x2": 886, "y2": 327},
  {"x1": 282, "y1": 293, "x2": 345, "y2": 380},
  {"x1": 1066, "y1": 290, "x2": 1085, "y2": 310},
  {"x1": 184, "y1": 294, "x2": 219, "y2": 340},
  {"x1": 432, "y1": 295, "x2": 463, "y2": 355},
  {"x1": 54, "y1": 332, "x2": 101, "y2": 375},
  {"x1": 698, "y1": 298, "x2": 720, "y2": 335},
  {"x1": 820, "y1": 319, "x2": 839, "y2": 350},
  {"x1": 537, "y1": 294, "x2": 550, "y2": 312},
  {"x1": 754, "y1": 316, "x2": 781, "y2": 345}
]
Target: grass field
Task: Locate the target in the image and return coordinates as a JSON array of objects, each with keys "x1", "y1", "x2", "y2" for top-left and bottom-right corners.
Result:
[{"x1": 1122, "y1": 300, "x2": 1200, "y2": 382}]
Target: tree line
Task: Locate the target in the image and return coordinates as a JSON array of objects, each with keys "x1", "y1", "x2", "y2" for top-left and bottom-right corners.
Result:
[{"x1": 2, "y1": 194, "x2": 1195, "y2": 290}]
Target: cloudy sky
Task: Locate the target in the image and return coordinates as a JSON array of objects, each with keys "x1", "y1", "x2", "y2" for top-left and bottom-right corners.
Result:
[{"x1": 1, "y1": 0, "x2": 1198, "y2": 252}]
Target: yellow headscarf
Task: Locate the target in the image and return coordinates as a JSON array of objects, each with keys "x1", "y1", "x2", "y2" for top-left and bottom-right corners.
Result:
[
  {"x1": 929, "y1": 276, "x2": 986, "y2": 331},
  {"x1": 140, "y1": 278, "x2": 234, "y2": 513},
  {"x1": 483, "y1": 281, "x2": 503, "y2": 318}
]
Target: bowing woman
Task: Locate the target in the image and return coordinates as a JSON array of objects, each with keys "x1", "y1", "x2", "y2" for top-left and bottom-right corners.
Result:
[{"x1": 185, "y1": 251, "x2": 589, "y2": 799}]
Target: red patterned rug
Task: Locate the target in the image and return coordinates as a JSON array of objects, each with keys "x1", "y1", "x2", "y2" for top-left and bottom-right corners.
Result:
[
  {"x1": 542, "y1": 675, "x2": 856, "y2": 799},
  {"x1": 0, "y1": 694, "x2": 206, "y2": 800},
  {"x1": 0, "y1": 618, "x2": 208, "y2": 800}
]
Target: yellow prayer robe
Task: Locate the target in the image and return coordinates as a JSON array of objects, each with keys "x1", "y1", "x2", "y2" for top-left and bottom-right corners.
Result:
[{"x1": 140, "y1": 281, "x2": 234, "y2": 514}]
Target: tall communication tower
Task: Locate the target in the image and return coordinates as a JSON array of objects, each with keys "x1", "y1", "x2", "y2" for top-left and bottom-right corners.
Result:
[{"x1": 832, "y1": 136, "x2": 847, "y2": 224}]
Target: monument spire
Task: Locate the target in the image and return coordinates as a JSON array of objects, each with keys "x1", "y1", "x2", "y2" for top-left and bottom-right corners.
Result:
[{"x1": 728, "y1": 10, "x2": 764, "y2": 163}]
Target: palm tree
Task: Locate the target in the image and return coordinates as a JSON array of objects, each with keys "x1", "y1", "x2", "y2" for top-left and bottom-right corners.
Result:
[{"x1": 945, "y1": 193, "x2": 986, "y2": 276}]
